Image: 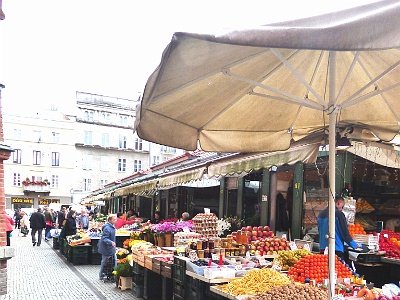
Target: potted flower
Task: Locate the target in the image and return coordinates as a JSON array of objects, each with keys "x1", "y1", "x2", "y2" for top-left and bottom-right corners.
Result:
[
  {"x1": 152, "y1": 221, "x2": 178, "y2": 247},
  {"x1": 113, "y1": 259, "x2": 133, "y2": 291}
]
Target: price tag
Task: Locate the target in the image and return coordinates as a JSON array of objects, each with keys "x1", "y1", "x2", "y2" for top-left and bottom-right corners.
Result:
[
  {"x1": 383, "y1": 234, "x2": 389, "y2": 238},
  {"x1": 231, "y1": 258, "x2": 237, "y2": 264},
  {"x1": 212, "y1": 254, "x2": 218, "y2": 260},
  {"x1": 271, "y1": 261, "x2": 281, "y2": 271},
  {"x1": 324, "y1": 247, "x2": 329, "y2": 255},
  {"x1": 246, "y1": 251, "x2": 250, "y2": 259},
  {"x1": 289, "y1": 242, "x2": 298, "y2": 250},
  {"x1": 281, "y1": 234, "x2": 287, "y2": 240},
  {"x1": 332, "y1": 295, "x2": 345, "y2": 300},
  {"x1": 235, "y1": 264, "x2": 243, "y2": 270},
  {"x1": 343, "y1": 278, "x2": 351, "y2": 284},
  {"x1": 189, "y1": 250, "x2": 199, "y2": 262},
  {"x1": 183, "y1": 227, "x2": 190, "y2": 233},
  {"x1": 303, "y1": 243, "x2": 311, "y2": 251}
]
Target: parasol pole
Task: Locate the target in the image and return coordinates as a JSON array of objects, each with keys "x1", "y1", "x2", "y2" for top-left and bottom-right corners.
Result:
[{"x1": 328, "y1": 51, "x2": 337, "y2": 300}]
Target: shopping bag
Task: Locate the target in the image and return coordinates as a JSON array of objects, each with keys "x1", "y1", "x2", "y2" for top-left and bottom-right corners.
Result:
[{"x1": 21, "y1": 226, "x2": 29, "y2": 235}]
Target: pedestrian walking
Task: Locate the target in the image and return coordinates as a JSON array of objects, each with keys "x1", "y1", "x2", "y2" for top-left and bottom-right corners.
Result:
[
  {"x1": 98, "y1": 214, "x2": 117, "y2": 280},
  {"x1": 44, "y1": 207, "x2": 54, "y2": 241},
  {"x1": 30, "y1": 207, "x2": 46, "y2": 247},
  {"x1": 5, "y1": 214, "x2": 15, "y2": 246},
  {"x1": 57, "y1": 206, "x2": 67, "y2": 229},
  {"x1": 13, "y1": 208, "x2": 21, "y2": 229},
  {"x1": 19, "y1": 211, "x2": 30, "y2": 237}
]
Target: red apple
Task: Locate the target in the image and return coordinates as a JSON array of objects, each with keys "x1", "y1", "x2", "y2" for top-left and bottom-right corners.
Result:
[
  {"x1": 260, "y1": 242, "x2": 265, "y2": 247},
  {"x1": 246, "y1": 226, "x2": 252, "y2": 232},
  {"x1": 262, "y1": 231, "x2": 269, "y2": 236},
  {"x1": 241, "y1": 227, "x2": 247, "y2": 232},
  {"x1": 258, "y1": 226, "x2": 263, "y2": 231},
  {"x1": 278, "y1": 246, "x2": 284, "y2": 250},
  {"x1": 269, "y1": 246, "x2": 274, "y2": 251},
  {"x1": 274, "y1": 246, "x2": 279, "y2": 251},
  {"x1": 251, "y1": 236, "x2": 258, "y2": 241},
  {"x1": 263, "y1": 226, "x2": 270, "y2": 231},
  {"x1": 257, "y1": 231, "x2": 263, "y2": 237},
  {"x1": 252, "y1": 231, "x2": 257, "y2": 236}
]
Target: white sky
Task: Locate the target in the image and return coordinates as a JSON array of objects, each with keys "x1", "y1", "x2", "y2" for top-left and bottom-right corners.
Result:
[{"x1": 0, "y1": 0, "x2": 377, "y2": 115}]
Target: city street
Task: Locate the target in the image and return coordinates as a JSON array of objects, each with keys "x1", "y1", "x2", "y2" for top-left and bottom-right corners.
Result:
[{"x1": 1, "y1": 229, "x2": 139, "y2": 300}]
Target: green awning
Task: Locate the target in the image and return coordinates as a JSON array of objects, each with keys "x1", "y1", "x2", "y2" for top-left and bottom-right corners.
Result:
[{"x1": 158, "y1": 168, "x2": 205, "y2": 188}]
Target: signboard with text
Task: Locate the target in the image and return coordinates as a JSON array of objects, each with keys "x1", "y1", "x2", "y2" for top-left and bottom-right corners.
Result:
[{"x1": 11, "y1": 197, "x2": 33, "y2": 204}]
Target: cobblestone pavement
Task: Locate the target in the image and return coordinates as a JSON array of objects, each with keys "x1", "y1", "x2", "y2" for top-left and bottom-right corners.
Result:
[{"x1": 1, "y1": 229, "x2": 140, "y2": 300}]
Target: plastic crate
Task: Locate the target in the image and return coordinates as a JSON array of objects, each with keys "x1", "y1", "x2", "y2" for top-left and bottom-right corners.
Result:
[
  {"x1": 162, "y1": 277, "x2": 173, "y2": 300},
  {"x1": 133, "y1": 273, "x2": 144, "y2": 286},
  {"x1": 133, "y1": 262, "x2": 145, "y2": 274},
  {"x1": 173, "y1": 256, "x2": 187, "y2": 268},
  {"x1": 53, "y1": 237, "x2": 60, "y2": 249},
  {"x1": 91, "y1": 238, "x2": 99, "y2": 253},
  {"x1": 357, "y1": 253, "x2": 383, "y2": 263},
  {"x1": 172, "y1": 264, "x2": 185, "y2": 284},
  {"x1": 132, "y1": 282, "x2": 144, "y2": 298},
  {"x1": 91, "y1": 253, "x2": 102, "y2": 265},
  {"x1": 173, "y1": 281, "x2": 185, "y2": 298},
  {"x1": 186, "y1": 275, "x2": 206, "y2": 289},
  {"x1": 186, "y1": 284, "x2": 205, "y2": 299},
  {"x1": 70, "y1": 256, "x2": 89, "y2": 265}
]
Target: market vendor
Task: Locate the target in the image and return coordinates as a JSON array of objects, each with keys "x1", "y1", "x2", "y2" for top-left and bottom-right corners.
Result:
[
  {"x1": 318, "y1": 197, "x2": 362, "y2": 260},
  {"x1": 115, "y1": 212, "x2": 138, "y2": 229}
]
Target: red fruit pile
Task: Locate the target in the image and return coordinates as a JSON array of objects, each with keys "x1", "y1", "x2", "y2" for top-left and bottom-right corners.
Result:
[
  {"x1": 288, "y1": 254, "x2": 353, "y2": 284},
  {"x1": 379, "y1": 230, "x2": 400, "y2": 260}
]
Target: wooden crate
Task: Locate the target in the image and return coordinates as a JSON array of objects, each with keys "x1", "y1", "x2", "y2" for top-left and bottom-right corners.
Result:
[{"x1": 145, "y1": 255, "x2": 153, "y2": 270}]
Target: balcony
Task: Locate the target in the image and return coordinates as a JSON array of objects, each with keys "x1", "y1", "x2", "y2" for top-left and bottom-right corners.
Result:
[{"x1": 22, "y1": 181, "x2": 50, "y2": 194}]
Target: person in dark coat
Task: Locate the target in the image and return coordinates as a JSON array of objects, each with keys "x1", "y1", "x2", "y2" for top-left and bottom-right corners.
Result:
[
  {"x1": 150, "y1": 211, "x2": 163, "y2": 224},
  {"x1": 57, "y1": 207, "x2": 67, "y2": 228},
  {"x1": 63, "y1": 210, "x2": 77, "y2": 237},
  {"x1": 98, "y1": 214, "x2": 117, "y2": 279},
  {"x1": 276, "y1": 192, "x2": 290, "y2": 232},
  {"x1": 29, "y1": 207, "x2": 46, "y2": 247}
]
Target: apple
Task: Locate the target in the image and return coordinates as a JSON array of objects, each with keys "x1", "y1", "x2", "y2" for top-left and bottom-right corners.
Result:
[
  {"x1": 258, "y1": 226, "x2": 264, "y2": 231},
  {"x1": 260, "y1": 242, "x2": 265, "y2": 247},
  {"x1": 264, "y1": 246, "x2": 269, "y2": 252},
  {"x1": 274, "y1": 246, "x2": 279, "y2": 251},
  {"x1": 285, "y1": 246, "x2": 290, "y2": 250},
  {"x1": 251, "y1": 236, "x2": 258, "y2": 241},
  {"x1": 241, "y1": 227, "x2": 247, "y2": 232},
  {"x1": 257, "y1": 231, "x2": 263, "y2": 237},
  {"x1": 251, "y1": 245, "x2": 256, "y2": 250},
  {"x1": 252, "y1": 230, "x2": 257, "y2": 236},
  {"x1": 269, "y1": 246, "x2": 274, "y2": 251},
  {"x1": 267, "y1": 250, "x2": 273, "y2": 255},
  {"x1": 265, "y1": 242, "x2": 270, "y2": 248},
  {"x1": 246, "y1": 226, "x2": 252, "y2": 232},
  {"x1": 263, "y1": 226, "x2": 270, "y2": 231},
  {"x1": 262, "y1": 231, "x2": 269, "y2": 237},
  {"x1": 278, "y1": 246, "x2": 284, "y2": 250}
]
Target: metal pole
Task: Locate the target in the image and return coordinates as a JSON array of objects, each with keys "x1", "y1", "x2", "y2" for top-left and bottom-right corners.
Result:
[{"x1": 328, "y1": 51, "x2": 337, "y2": 300}]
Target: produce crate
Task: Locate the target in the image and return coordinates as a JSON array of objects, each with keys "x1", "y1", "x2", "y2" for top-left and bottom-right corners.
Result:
[
  {"x1": 161, "y1": 277, "x2": 173, "y2": 300},
  {"x1": 143, "y1": 268, "x2": 162, "y2": 299},
  {"x1": 53, "y1": 237, "x2": 60, "y2": 250},
  {"x1": 132, "y1": 282, "x2": 144, "y2": 298},
  {"x1": 152, "y1": 257, "x2": 162, "y2": 274},
  {"x1": 186, "y1": 283, "x2": 206, "y2": 300},
  {"x1": 172, "y1": 264, "x2": 185, "y2": 284},
  {"x1": 357, "y1": 252, "x2": 384, "y2": 263},
  {"x1": 70, "y1": 255, "x2": 89, "y2": 265},
  {"x1": 186, "y1": 274, "x2": 206, "y2": 289},
  {"x1": 137, "y1": 252, "x2": 145, "y2": 267},
  {"x1": 174, "y1": 255, "x2": 188, "y2": 268}
]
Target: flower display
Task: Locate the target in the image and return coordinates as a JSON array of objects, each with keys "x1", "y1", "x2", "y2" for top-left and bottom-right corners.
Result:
[
  {"x1": 152, "y1": 221, "x2": 177, "y2": 234},
  {"x1": 223, "y1": 215, "x2": 244, "y2": 231},
  {"x1": 217, "y1": 218, "x2": 231, "y2": 237},
  {"x1": 113, "y1": 259, "x2": 133, "y2": 277}
]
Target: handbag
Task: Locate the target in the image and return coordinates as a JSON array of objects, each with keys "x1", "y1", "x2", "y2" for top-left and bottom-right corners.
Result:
[
  {"x1": 46, "y1": 220, "x2": 53, "y2": 227},
  {"x1": 21, "y1": 226, "x2": 29, "y2": 235}
]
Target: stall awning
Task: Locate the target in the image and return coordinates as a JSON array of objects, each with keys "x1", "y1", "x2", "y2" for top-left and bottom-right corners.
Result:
[
  {"x1": 114, "y1": 179, "x2": 158, "y2": 197},
  {"x1": 158, "y1": 168, "x2": 205, "y2": 188},
  {"x1": 348, "y1": 142, "x2": 400, "y2": 169},
  {"x1": 207, "y1": 142, "x2": 321, "y2": 178}
]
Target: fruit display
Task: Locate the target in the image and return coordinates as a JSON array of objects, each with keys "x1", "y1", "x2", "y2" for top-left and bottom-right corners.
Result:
[
  {"x1": 216, "y1": 268, "x2": 291, "y2": 296},
  {"x1": 249, "y1": 236, "x2": 291, "y2": 255},
  {"x1": 272, "y1": 249, "x2": 312, "y2": 271},
  {"x1": 131, "y1": 241, "x2": 154, "y2": 251},
  {"x1": 349, "y1": 223, "x2": 367, "y2": 235},
  {"x1": 355, "y1": 214, "x2": 376, "y2": 231},
  {"x1": 240, "y1": 226, "x2": 274, "y2": 242},
  {"x1": 379, "y1": 230, "x2": 400, "y2": 259},
  {"x1": 123, "y1": 238, "x2": 146, "y2": 248},
  {"x1": 287, "y1": 254, "x2": 354, "y2": 284},
  {"x1": 250, "y1": 283, "x2": 327, "y2": 300}
]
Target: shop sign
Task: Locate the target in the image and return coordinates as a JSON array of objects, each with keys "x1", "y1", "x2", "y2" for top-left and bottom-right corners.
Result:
[
  {"x1": 49, "y1": 199, "x2": 60, "y2": 203},
  {"x1": 39, "y1": 199, "x2": 49, "y2": 205},
  {"x1": 11, "y1": 197, "x2": 33, "y2": 204}
]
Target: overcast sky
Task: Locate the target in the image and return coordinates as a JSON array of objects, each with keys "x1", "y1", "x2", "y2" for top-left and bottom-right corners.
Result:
[{"x1": 0, "y1": 0, "x2": 376, "y2": 115}]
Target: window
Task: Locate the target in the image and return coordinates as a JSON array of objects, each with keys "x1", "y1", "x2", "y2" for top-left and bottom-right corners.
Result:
[
  {"x1": 13, "y1": 173, "x2": 21, "y2": 186},
  {"x1": 33, "y1": 130, "x2": 42, "y2": 143},
  {"x1": 100, "y1": 179, "x2": 108, "y2": 188},
  {"x1": 52, "y1": 132, "x2": 60, "y2": 143},
  {"x1": 33, "y1": 150, "x2": 41, "y2": 165},
  {"x1": 101, "y1": 112, "x2": 110, "y2": 123},
  {"x1": 13, "y1": 129, "x2": 21, "y2": 139},
  {"x1": 119, "y1": 135, "x2": 127, "y2": 149},
  {"x1": 84, "y1": 110, "x2": 94, "y2": 122},
  {"x1": 119, "y1": 115, "x2": 128, "y2": 125},
  {"x1": 83, "y1": 155, "x2": 92, "y2": 170},
  {"x1": 101, "y1": 133, "x2": 109, "y2": 147},
  {"x1": 52, "y1": 152, "x2": 60, "y2": 166},
  {"x1": 13, "y1": 149, "x2": 21, "y2": 164},
  {"x1": 135, "y1": 137, "x2": 143, "y2": 150},
  {"x1": 118, "y1": 158, "x2": 126, "y2": 172},
  {"x1": 100, "y1": 156, "x2": 109, "y2": 171},
  {"x1": 84, "y1": 131, "x2": 93, "y2": 145},
  {"x1": 51, "y1": 175, "x2": 59, "y2": 188},
  {"x1": 83, "y1": 178, "x2": 92, "y2": 191},
  {"x1": 152, "y1": 156, "x2": 160, "y2": 166},
  {"x1": 134, "y1": 160, "x2": 142, "y2": 172}
]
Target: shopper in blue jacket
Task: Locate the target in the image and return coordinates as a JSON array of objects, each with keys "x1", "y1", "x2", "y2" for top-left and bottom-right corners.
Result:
[
  {"x1": 318, "y1": 197, "x2": 361, "y2": 260},
  {"x1": 98, "y1": 214, "x2": 117, "y2": 279}
]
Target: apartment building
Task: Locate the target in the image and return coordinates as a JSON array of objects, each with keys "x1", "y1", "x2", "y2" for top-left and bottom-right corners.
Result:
[{"x1": 3, "y1": 91, "x2": 184, "y2": 210}]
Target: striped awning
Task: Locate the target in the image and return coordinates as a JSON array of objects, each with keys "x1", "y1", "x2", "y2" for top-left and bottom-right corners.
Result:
[
  {"x1": 114, "y1": 179, "x2": 158, "y2": 197},
  {"x1": 158, "y1": 168, "x2": 205, "y2": 188}
]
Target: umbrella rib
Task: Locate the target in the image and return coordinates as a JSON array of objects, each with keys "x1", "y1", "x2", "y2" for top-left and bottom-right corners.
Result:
[
  {"x1": 270, "y1": 48, "x2": 327, "y2": 108},
  {"x1": 335, "y1": 52, "x2": 361, "y2": 105},
  {"x1": 342, "y1": 58, "x2": 400, "y2": 107},
  {"x1": 225, "y1": 70, "x2": 324, "y2": 111},
  {"x1": 250, "y1": 92, "x2": 322, "y2": 111}
]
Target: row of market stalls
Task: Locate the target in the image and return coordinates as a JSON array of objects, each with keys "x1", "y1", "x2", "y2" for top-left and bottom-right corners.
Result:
[{"x1": 82, "y1": 140, "x2": 400, "y2": 242}]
